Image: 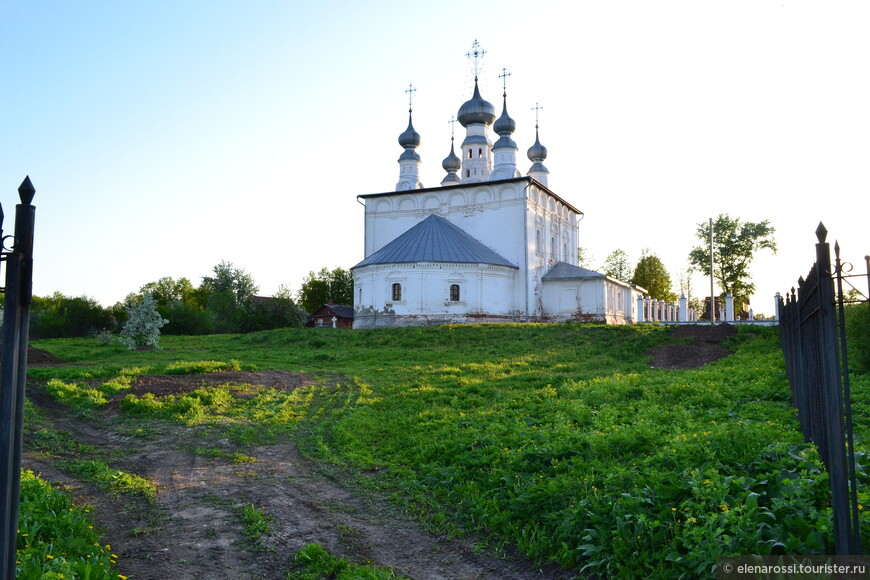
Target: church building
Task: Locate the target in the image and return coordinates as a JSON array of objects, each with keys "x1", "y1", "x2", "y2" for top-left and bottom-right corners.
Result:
[{"x1": 351, "y1": 43, "x2": 643, "y2": 329}]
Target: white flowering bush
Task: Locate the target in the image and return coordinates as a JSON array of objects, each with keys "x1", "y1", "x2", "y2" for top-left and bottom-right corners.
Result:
[{"x1": 119, "y1": 294, "x2": 168, "y2": 350}]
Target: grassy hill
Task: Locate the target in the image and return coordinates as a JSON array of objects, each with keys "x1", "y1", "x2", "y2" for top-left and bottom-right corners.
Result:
[{"x1": 20, "y1": 323, "x2": 870, "y2": 578}]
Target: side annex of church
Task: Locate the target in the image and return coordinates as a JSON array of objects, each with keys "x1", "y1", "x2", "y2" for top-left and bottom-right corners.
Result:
[{"x1": 351, "y1": 43, "x2": 644, "y2": 329}]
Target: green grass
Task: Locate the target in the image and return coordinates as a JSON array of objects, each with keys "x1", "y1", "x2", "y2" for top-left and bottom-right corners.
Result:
[
  {"x1": 28, "y1": 323, "x2": 870, "y2": 579},
  {"x1": 287, "y1": 544, "x2": 409, "y2": 580},
  {"x1": 238, "y1": 503, "x2": 273, "y2": 549},
  {"x1": 16, "y1": 471, "x2": 121, "y2": 579},
  {"x1": 57, "y1": 459, "x2": 157, "y2": 503}
]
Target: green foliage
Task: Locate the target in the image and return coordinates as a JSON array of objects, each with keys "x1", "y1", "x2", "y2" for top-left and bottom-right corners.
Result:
[
  {"x1": 137, "y1": 276, "x2": 197, "y2": 307},
  {"x1": 602, "y1": 249, "x2": 631, "y2": 281},
  {"x1": 577, "y1": 247, "x2": 593, "y2": 269},
  {"x1": 31, "y1": 323, "x2": 865, "y2": 578},
  {"x1": 201, "y1": 260, "x2": 260, "y2": 333},
  {"x1": 845, "y1": 302, "x2": 869, "y2": 374},
  {"x1": 238, "y1": 503, "x2": 272, "y2": 547},
  {"x1": 17, "y1": 470, "x2": 121, "y2": 579},
  {"x1": 57, "y1": 459, "x2": 157, "y2": 502},
  {"x1": 288, "y1": 544, "x2": 409, "y2": 580},
  {"x1": 164, "y1": 359, "x2": 241, "y2": 374},
  {"x1": 119, "y1": 276, "x2": 214, "y2": 335},
  {"x1": 631, "y1": 249, "x2": 676, "y2": 301},
  {"x1": 45, "y1": 378, "x2": 108, "y2": 415},
  {"x1": 688, "y1": 214, "x2": 776, "y2": 306},
  {"x1": 298, "y1": 267, "x2": 354, "y2": 314},
  {"x1": 240, "y1": 284, "x2": 307, "y2": 332},
  {"x1": 29, "y1": 292, "x2": 114, "y2": 339},
  {"x1": 158, "y1": 301, "x2": 215, "y2": 335}
]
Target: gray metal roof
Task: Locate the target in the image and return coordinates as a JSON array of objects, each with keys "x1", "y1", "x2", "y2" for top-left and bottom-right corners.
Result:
[
  {"x1": 318, "y1": 304, "x2": 355, "y2": 318},
  {"x1": 541, "y1": 261, "x2": 606, "y2": 280},
  {"x1": 353, "y1": 214, "x2": 518, "y2": 269}
]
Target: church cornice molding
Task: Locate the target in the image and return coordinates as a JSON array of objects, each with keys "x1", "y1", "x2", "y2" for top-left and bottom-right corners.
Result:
[
  {"x1": 359, "y1": 177, "x2": 583, "y2": 217},
  {"x1": 353, "y1": 261, "x2": 518, "y2": 273}
]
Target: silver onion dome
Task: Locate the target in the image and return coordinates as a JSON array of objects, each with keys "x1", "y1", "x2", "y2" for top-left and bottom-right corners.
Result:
[
  {"x1": 442, "y1": 140, "x2": 461, "y2": 172},
  {"x1": 493, "y1": 95, "x2": 516, "y2": 136},
  {"x1": 527, "y1": 127, "x2": 548, "y2": 162},
  {"x1": 457, "y1": 80, "x2": 496, "y2": 127},
  {"x1": 398, "y1": 111, "x2": 421, "y2": 148}
]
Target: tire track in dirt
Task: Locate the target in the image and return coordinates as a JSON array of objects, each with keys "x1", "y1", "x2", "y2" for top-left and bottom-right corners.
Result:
[{"x1": 23, "y1": 374, "x2": 576, "y2": 580}]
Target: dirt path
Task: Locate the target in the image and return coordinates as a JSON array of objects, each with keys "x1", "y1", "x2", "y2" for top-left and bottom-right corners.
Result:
[{"x1": 23, "y1": 373, "x2": 575, "y2": 580}]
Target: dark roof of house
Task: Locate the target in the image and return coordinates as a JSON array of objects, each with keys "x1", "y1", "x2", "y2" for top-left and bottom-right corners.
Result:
[
  {"x1": 352, "y1": 214, "x2": 518, "y2": 269},
  {"x1": 314, "y1": 304, "x2": 355, "y2": 318},
  {"x1": 541, "y1": 261, "x2": 606, "y2": 280}
]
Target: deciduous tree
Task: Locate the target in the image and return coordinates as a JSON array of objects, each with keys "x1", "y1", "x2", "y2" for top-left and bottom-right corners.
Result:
[
  {"x1": 297, "y1": 267, "x2": 354, "y2": 314},
  {"x1": 631, "y1": 250, "x2": 676, "y2": 302},
  {"x1": 119, "y1": 294, "x2": 168, "y2": 350},
  {"x1": 200, "y1": 261, "x2": 259, "y2": 333},
  {"x1": 577, "y1": 247, "x2": 593, "y2": 269},
  {"x1": 688, "y1": 214, "x2": 776, "y2": 306},
  {"x1": 602, "y1": 249, "x2": 632, "y2": 281}
]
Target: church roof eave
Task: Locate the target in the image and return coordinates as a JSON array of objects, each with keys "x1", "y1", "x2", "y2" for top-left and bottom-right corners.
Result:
[{"x1": 358, "y1": 176, "x2": 584, "y2": 217}]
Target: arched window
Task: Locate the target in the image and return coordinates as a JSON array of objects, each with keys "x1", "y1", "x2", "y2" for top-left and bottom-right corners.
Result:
[
  {"x1": 467, "y1": 150, "x2": 472, "y2": 159},
  {"x1": 391, "y1": 283, "x2": 402, "y2": 301},
  {"x1": 478, "y1": 148, "x2": 483, "y2": 158},
  {"x1": 449, "y1": 284, "x2": 460, "y2": 302}
]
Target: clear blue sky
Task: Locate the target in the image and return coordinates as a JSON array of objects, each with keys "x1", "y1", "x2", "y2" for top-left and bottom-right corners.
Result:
[{"x1": 2, "y1": 1, "x2": 868, "y2": 315}]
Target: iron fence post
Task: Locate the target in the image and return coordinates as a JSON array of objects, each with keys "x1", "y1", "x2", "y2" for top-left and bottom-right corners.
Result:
[
  {"x1": 814, "y1": 224, "x2": 854, "y2": 554},
  {"x1": 0, "y1": 177, "x2": 35, "y2": 580},
  {"x1": 835, "y1": 242, "x2": 862, "y2": 554}
]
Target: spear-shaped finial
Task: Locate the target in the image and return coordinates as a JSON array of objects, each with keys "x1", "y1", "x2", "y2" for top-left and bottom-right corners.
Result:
[{"x1": 18, "y1": 176, "x2": 35, "y2": 205}]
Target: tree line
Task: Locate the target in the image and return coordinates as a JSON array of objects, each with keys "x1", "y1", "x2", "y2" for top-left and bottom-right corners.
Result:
[
  {"x1": 18, "y1": 262, "x2": 355, "y2": 339},
  {"x1": 14, "y1": 213, "x2": 781, "y2": 337},
  {"x1": 585, "y1": 213, "x2": 777, "y2": 317}
]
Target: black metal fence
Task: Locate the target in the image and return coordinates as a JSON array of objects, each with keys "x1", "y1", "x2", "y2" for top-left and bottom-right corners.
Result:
[
  {"x1": 778, "y1": 223, "x2": 866, "y2": 555},
  {"x1": 0, "y1": 177, "x2": 36, "y2": 580}
]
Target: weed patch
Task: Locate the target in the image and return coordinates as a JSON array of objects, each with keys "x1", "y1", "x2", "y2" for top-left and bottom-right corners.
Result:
[
  {"x1": 57, "y1": 459, "x2": 157, "y2": 502},
  {"x1": 16, "y1": 470, "x2": 120, "y2": 579},
  {"x1": 287, "y1": 544, "x2": 409, "y2": 580}
]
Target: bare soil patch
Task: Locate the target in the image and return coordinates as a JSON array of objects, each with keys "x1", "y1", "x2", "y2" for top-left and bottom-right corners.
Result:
[
  {"x1": 26, "y1": 346, "x2": 66, "y2": 366},
  {"x1": 647, "y1": 323, "x2": 738, "y2": 369},
  {"x1": 122, "y1": 370, "x2": 316, "y2": 398},
  {"x1": 23, "y1": 369, "x2": 575, "y2": 580}
]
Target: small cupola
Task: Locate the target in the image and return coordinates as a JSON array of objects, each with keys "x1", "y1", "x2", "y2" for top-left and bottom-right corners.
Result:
[
  {"x1": 395, "y1": 84, "x2": 423, "y2": 191},
  {"x1": 527, "y1": 102, "x2": 549, "y2": 187}
]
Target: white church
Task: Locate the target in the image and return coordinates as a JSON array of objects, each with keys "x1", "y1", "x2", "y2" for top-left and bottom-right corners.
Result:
[{"x1": 351, "y1": 43, "x2": 644, "y2": 329}]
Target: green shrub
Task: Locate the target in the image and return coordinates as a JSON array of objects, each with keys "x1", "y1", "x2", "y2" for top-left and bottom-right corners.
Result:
[
  {"x1": 845, "y1": 302, "x2": 869, "y2": 374},
  {"x1": 29, "y1": 293, "x2": 114, "y2": 339}
]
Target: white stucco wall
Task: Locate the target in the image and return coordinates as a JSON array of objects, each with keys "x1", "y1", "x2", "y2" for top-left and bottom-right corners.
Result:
[
  {"x1": 356, "y1": 177, "x2": 584, "y2": 324},
  {"x1": 540, "y1": 277, "x2": 645, "y2": 324},
  {"x1": 352, "y1": 261, "x2": 519, "y2": 328}
]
